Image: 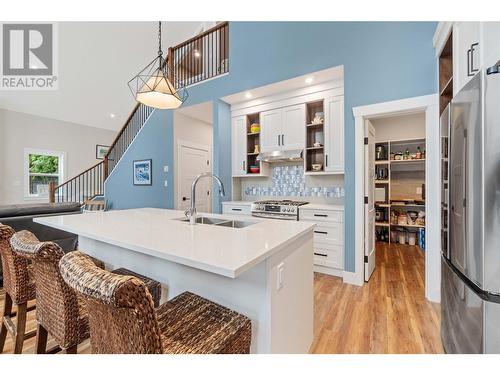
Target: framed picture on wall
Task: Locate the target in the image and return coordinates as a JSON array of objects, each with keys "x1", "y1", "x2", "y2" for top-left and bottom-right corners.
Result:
[
  {"x1": 133, "y1": 159, "x2": 152, "y2": 186},
  {"x1": 96, "y1": 145, "x2": 110, "y2": 159}
]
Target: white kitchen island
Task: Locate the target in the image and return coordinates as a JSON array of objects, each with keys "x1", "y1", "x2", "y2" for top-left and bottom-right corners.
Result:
[{"x1": 35, "y1": 208, "x2": 315, "y2": 353}]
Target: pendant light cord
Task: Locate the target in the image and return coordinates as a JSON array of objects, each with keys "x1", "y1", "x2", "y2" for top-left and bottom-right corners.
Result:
[{"x1": 158, "y1": 21, "x2": 163, "y2": 57}]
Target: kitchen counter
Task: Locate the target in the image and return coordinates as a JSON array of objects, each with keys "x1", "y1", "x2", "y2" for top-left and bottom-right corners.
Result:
[
  {"x1": 35, "y1": 207, "x2": 313, "y2": 278},
  {"x1": 35, "y1": 208, "x2": 315, "y2": 353}
]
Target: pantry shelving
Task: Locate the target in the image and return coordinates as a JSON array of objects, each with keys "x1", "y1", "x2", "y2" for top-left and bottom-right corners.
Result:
[{"x1": 374, "y1": 138, "x2": 426, "y2": 247}]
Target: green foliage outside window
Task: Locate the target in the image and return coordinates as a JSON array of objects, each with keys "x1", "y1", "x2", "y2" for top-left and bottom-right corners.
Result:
[{"x1": 29, "y1": 154, "x2": 59, "y2": 174}]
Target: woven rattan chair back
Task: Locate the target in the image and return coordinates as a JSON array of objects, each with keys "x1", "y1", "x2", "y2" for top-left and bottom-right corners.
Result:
[
  {"x1": 0, "y1": 224, "x2": 32, "y2": 305},
  {"x1": 10, "y1": 230, "x2": 82, "y2": 349},
  {"x1": 59, "y1": 251, "x2": 163, "y2": 354}
]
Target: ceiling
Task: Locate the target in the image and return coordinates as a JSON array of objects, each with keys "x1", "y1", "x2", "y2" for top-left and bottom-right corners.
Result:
[
  {"x1": 176, "y1": 101, "x2": 213, "y2": 124},
  {"x1": 221, "y1": 65, "x2": 344, "y2": 106},
  {"x1": 0, "y1": 22, "x2": 208, "y2": 131}
]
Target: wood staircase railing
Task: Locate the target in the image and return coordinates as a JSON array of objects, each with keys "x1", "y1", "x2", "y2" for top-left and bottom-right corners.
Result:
[
  {"x1": 49, "y1": 161, "x2": 105, "y2": 204},
  {"x1": 49, "y1": 22, "x2": 229, "y2": 205}
]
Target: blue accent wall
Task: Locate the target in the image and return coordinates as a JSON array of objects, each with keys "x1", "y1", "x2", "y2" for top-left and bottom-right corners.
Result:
[
  {"x1": 105, "y1": 109, "x2": 174, "y2": 210},
  {"x1": 105, "y1": 21, "x2": 437, "y2": 272}
]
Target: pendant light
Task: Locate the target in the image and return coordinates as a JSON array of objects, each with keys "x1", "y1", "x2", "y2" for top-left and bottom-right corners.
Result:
[{"x1": 128, "y1": 21, "x2": 188, "y2": 109}]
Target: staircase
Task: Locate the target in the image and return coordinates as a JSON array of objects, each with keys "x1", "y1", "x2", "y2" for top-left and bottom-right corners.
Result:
[{"x1": 49, "y1": 22, "x2": 229, "y2": 205}]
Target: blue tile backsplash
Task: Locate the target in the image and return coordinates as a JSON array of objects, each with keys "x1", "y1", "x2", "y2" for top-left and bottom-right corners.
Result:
[{"x1": 244, "y1": 165, "x2": 345, "y2": 198}]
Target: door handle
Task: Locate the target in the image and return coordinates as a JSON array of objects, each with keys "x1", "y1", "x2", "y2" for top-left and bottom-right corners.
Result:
[
  {"x1": 314, "y1": 252, "x2": 327, "y2": 257},
  {"x1": 243, "y1": 161, "x2": 246, "y2": 172},
  {"x1": 277, "y1": 134, "x2": 280, "y2": 146},
  {"x1": 182, "y1": 197, "x2": 190, "y2": 201},
  {"x1": 326, "y1": 154, "x2": 329, "y2": 167},
  {"x1": 314, "y1": 214, "x2": 328, "y2": 217},
  {"x1": 281, "y1": 134, "x2": 285, "y2": 145},
  {"x1": 231, "y1": 208, "x2": 242, "y2": 211}
]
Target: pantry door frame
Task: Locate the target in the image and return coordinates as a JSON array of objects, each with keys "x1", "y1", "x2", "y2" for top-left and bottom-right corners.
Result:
[{"x1": 352, "y1": 94, "x2": 440, "y2": 303}]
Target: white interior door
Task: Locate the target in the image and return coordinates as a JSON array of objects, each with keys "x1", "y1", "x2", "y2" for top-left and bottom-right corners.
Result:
[
  {"x1": 178, "y1": 143, "x2": 211, "y2": 213},
  {"x1": 364, "y1": 120, "x2": 376, "y2": 281}
]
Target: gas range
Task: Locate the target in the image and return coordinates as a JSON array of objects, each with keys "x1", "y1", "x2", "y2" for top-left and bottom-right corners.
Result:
[{"x1": 250, "y1": 200, "x2": 309, "y2": 220}]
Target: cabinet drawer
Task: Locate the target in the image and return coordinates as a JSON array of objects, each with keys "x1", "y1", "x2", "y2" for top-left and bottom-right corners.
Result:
[
  {"x1": 313, "y1": 245, "x2": 343, "y2": 269},
  {"x1": 312, "y1": 222, "x2": 343, "y2": 246},
  {"x1": 222, "y1": 205, "x2": 251, "y2": 215},
  {"x1": 300, "y1": 209, "x2": 343, "y2": 223}
]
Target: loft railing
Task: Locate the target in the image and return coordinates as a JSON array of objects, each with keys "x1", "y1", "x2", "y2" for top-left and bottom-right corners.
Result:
[
  {"x1": 169, "y1": 21, "x2": 229, "y2": 86},
  {"x1": 48, "y1": 22, "x2": 229, "y2": 204},
  {"x1": 49, "y1": 161, "x2": 105, "y2": 205}
]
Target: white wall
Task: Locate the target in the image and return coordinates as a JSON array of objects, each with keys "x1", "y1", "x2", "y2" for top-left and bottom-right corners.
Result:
[
  {"x1": 0, "y1": 109, "x2": 116, "y2": 205},
  {"x1": 173, "y1": 111, "x2": 213, "y2": 209},
  {"x1": 371, "y1": 112, "x2": 425, "y2": 142}
]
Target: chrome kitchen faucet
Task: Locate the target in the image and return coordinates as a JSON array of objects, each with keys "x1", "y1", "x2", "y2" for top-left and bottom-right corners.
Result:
[{"x1": 185, "y1": 172, "x2": 225, "y2": 225}]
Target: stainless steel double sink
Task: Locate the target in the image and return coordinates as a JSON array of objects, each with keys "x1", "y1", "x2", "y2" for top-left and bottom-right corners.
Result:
[{"x1": 176, "y1": 216, "x2": 255, "y2": 228}]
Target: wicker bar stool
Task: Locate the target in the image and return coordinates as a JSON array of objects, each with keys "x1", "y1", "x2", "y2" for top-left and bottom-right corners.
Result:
[
  {"x1": 0, "y1": 224, "x2": 37, "y2": 354},
  {"x1": 59, "y1": 251, "x2": 252, "y2": 354},
  {"x1": 9, "y1": 230, "x2": 103, "y2": 354},
  {"x1": 111, "y1": 268, "x2": 161, "y2": 307}
]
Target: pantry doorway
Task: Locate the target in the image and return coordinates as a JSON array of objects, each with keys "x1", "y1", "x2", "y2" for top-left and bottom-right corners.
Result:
[
  {"x1": 366, "y1": 112, "x2": 427, "y2": 279},
  {"x1": 353, "y1": 94, "x2": 440, "y2": 303}
]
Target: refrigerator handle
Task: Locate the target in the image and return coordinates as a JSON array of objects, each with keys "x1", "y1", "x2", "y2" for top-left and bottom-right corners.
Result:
[
  {"x1": 463, "y1": 127, "x2": 468, "y2": 271},
  {"x1": 486, "y1": 60, "x2": 500, "y2": 75}
]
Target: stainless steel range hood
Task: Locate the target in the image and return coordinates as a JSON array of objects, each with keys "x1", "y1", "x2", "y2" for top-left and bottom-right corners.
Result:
[{"x1": 256, "y1": 149, "x2": 303, "y2": 163}]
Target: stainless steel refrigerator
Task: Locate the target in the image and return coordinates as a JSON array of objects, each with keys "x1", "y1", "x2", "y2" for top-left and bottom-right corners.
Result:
[{"x1": 441, "y1": 68, "x2": 500, "y2": 354}]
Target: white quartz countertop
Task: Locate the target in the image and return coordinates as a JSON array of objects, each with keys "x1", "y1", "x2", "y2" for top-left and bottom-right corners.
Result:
[{"x1": 34, "y1": 208, "x2": 314, "y2": 278}]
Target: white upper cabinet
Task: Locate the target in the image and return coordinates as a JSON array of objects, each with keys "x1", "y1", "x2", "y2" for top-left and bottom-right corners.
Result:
[
  {"x1": 281, "y1": 104, "x2": 306, "y2": 151},
  {"x1": 481, "y1": 22, "x2": 500, "y2": 71},
  {"x1": 231, "y1": 115, "x2": 247, "y2": 176},
  {"x1": 260, "y1": 109, "x2": 282, "y2": 153},
  {"x1": 324, "y1": 96, "x2": 344, "y2": 173},
  {"x1": 260, "y1": 104, "x2": 306, "y2": 152},
  {"x1": 453, "y1": 22, "x2": 481, "y2": 95}
]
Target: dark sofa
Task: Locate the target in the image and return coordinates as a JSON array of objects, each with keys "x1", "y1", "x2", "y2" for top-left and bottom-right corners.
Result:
[{"x1": 0, "y1": 202, "x2": 81, "y2": 286}]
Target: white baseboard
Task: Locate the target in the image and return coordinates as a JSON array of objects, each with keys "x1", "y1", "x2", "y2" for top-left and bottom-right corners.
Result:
[
  {"x1": 342, "y1": 270, "x2": 364, "y2": 286},
  {"x1": 314, "y1": 265, "x2": 343, "y2": 278}
]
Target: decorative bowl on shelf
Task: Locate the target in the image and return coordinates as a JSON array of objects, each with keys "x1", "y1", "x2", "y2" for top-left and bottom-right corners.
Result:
[
  {"x1": 250, "y1": 123, "x2": 260, "y2": 133},
  {"x1": 311, "y1": 163, "x2": 323, "y2": 171},
  {"x1": 313, "y1": 142, "x2": 322, "y2": 147},
  {"x1": 249, "y1": 165, "x2": 260, "y2": 173}
]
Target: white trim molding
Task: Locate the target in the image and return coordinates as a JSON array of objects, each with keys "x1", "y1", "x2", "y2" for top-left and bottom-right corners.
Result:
[
  {"x1": 352, "y1": 94, "x2": 441, "y2": 302},
  {"x1": 433, "y1": 22, "x2": 454, "y2": 57}
]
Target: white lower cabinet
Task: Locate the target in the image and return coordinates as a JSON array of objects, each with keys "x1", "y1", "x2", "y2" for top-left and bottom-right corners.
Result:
[
  {"x1": 299, "y1": 206, "x2": 344, "y2": 277},
  {"x1": 222, "y1": 202, "x2": 252, "y2": 216}
]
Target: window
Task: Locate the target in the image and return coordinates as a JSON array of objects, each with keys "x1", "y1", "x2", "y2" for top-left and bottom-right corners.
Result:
[{"x1": 24, "y1": 149, "x2": 65, "y2": 199}]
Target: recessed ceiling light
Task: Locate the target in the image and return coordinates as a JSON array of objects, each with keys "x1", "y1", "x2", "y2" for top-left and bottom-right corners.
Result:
[
  {"x1": 194, "y1": 50, "x2": 201, "y2": 58},
  {"x1": 109, "y1": 113, "x2": 116, "y2": 119},
  {"x1": 245, "y1": 92, "x2": 252, "y2": 99},
  {"x1": 305, "y1": 77, "x2": 314, "y2": 84}
]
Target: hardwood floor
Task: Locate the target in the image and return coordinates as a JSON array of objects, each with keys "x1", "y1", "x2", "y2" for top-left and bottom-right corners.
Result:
[
  {"x1": 0, "y1": 242, "x2": 442, "y2": 354},
  {"x1": 311, "y1": 242, "x2": 443, "y2": 353}
]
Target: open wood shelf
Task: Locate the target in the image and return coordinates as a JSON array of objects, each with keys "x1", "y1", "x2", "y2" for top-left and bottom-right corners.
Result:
[
  {"x1": 305, "y1": 100, "x2": 326, "y2": 173},
  {"x1": 372, "y1": 137, "x2": 427, "y2": 245},
  {"x1": 439, "y1": 31, "x2": 453, "y2": 115}
]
